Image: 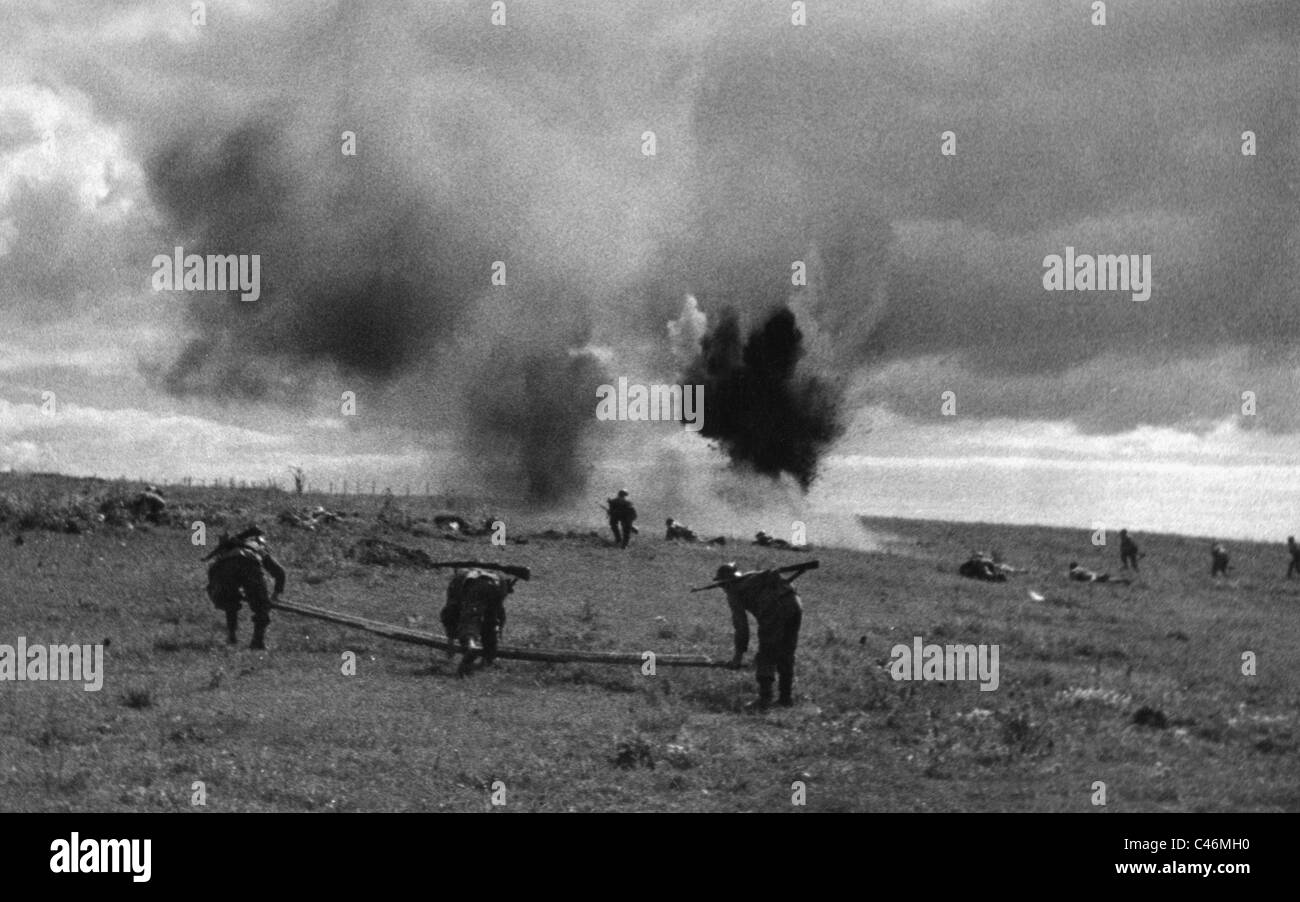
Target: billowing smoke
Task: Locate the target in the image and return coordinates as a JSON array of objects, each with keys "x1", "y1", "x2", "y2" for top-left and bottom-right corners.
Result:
[
  {"x1": 667, "y1": 294, "x2": 708, "y2": 368},
  {"x1": 459, "y1": 346, "x2": 607, "y2": 502},
  {"x1": 146, "y1": 116, "x2": 477, "y2": 398},
  {"x1": 683, "y1": 306, "x2": 845, "y2": 490},
  {"x1": 10, "y1": 0, "x2": 1286, "y2": 516}
]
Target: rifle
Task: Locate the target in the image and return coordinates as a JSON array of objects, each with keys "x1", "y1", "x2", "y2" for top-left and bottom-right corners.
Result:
[
  {"x1": 427, "y1": 561, "x2": 532, "y2": 581},
  {"x1": 690, "y1": 559, "x2": 819, "y2": 592}
]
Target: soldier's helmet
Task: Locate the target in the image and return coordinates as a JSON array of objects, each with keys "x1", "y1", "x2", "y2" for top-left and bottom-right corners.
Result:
[
  {"x1": 1068, "y1": 561, "x2": 1078, "y2": 569},
  {"x1": 234, "y1": 525, "x2": 267, "y2": 548},
  {"x1": 666, "y1": 518, "x2": 675, "y2": 526},
  {"x1": 617, "y1": 489, "x2": 629, "y2": 498},
  {"x1": 714, "y1": 563, "x2": 740, "y2": 582}
]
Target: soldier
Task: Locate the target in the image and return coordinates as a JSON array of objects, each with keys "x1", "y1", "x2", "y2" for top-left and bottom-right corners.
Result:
[
  {"x1": 440, "y1": 568, "x2": 515, "y2": 677},
  {"x1": 665, "y1": 518, "x2": 697, "y2": 541},
  {"x1": 204, "y1": 526, "x2": 286, "y2": 649},
  {"x1": 713, "y1": 563, "x2": 804, "y2": 710},
  {"x1": 1119, "y1": 529, "x2": 1141, "y2": 571},
  {"x1": 1287, "y1": 537, "x2": 1300, "y2": 578},
  {"x1": 1068, "y1": 562, "x2": 1130, "y2": 585},
  {"x1": 1211, "y1": 542, "x2": 1230, "y2": 578},
  {"x1": 754, "y1": 530, "x2": 811, "y2": 551},
  {"x1": 959, "y1": 552, "x2": 1006, "y2": 582},
  {"x1": 132, "y1": 485, "x2": 166, "y2": 523},
  {"x1": 606, "y1": 489, "x2": 638, "y2": 548}
]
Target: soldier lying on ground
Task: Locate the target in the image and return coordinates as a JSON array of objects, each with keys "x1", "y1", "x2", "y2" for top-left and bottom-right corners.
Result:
[
  {"x1": 753, "y1": 531, "x2": 812, "y2": 552},
  {"x1": 204, "y1": 526, "x2": 286, "y2": 650},
  {"x1": 959, "y1": 550, "x2": 1026, "y2": 581},
  {"x1": 278, "y1": 505, "x2": 343, "y2": 530},
  {"x1": 440, "y1": 568, "x2": 516, "y2": 677},
  {"x1": 1067, "y1": 562, "x2": 1131, "y2": 585},
  {"x1": 959, "y1": 552, "x2": 1007, "y2": 582},
  {"x1": 432, "y1": 514, "x2": 498, "y2": 536},
  {"x1": 665, "y1": 518, "x2": 727, "y2": 546}
]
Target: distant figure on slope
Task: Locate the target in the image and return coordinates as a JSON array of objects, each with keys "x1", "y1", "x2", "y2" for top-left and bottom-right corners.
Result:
[
  {"x1": 605, "y1": 490, "x2": 638, "y2": 548},
  {"x1": 665, "y1": 518, "x2": 726, "y2": 546},
  {"x1": 665, "y1": 518, "x2": 698, "y2": 541},
  {"x1": 1288, "y1": 537, "x2": 1300, "y2": 579},
  {"x1": 1068, "y1": 562, "x2": 1131, "y2": 585},
  {"x1": 1210, "y1": 542, "x2": 1230, "y2": 578},
  {"x1": 1119, "y1": 529, "x2": 1143, "y2": 571},
  {"x1": 959, "y1": 552, "x2": 1007, "y2": 582},
  {"x1": 753, "y1": 531, "x2": 812, "y2": 552}
]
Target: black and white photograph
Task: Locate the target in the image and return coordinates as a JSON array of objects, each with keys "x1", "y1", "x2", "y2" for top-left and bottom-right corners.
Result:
[{"x1": 0, "y1": 0, "x2": 1294, "y2": 878}]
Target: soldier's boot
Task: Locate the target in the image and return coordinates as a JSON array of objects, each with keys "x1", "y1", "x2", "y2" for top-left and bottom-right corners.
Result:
[
  {"x1": 748, "y1": 677, "x2": 774, "y2": 712},
  {"x1": 778, "y1": 672, "x2": 795, "y2": 707},
  {"x1": 457, "y1": 637, "x2": 482, "y2": 677},
  {"x1": 225, "y1": 610, "x2": 238, "y2": 645},
  {"x1": 250, "y1": 622, "x2": 267, "y2": 651}
]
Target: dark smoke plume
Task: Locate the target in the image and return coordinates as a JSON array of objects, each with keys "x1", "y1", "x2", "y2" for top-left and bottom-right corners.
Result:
[
  {"x1": 684, "y1": 306, "x2": 845, "y2": 490},
  {"x1": 143, "y1": 113, "x2": 606, "y2": 502},
  {"x1": 460, "y1": 347, "x2": 607, "y2": 503},
  {"x1": 145, "y1": 118, "x2": 475, "y2": 398}
]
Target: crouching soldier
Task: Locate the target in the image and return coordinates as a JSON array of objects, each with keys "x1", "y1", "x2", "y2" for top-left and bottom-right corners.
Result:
[
  {"x1": 713, "y1": 563, "x2": 804, "y2": 710},
  {"x1": 132, "y1": 485, "x2": 167, "y2": 523},
  {"x1": 440, "y1": 568, "x2": 515, "y2": 677},
  {"x1": 204, "y1": 526, "x2": 286, "y2": 650}
]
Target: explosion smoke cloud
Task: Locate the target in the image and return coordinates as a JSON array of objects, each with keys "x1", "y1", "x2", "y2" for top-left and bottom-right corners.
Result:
[{"x1": 683, "y1": 306, "x2": 845, "y2": 490}]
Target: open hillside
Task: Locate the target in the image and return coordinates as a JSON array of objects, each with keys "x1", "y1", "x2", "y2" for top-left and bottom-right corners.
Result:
[{"x1": 0, "y1": 473, "x2": 1296, "y2": 812}]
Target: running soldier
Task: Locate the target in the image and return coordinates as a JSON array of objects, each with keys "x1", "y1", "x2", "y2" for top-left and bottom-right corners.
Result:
[
  {"x1": 713, "y1": 563, "x2": 804, "y2": 710},
  {"x1": 606, "y1": 490, "x2": 638, "y2": 548},
  {"x1": 204, "y1": 526, "x2": 286, "y2": 650},
  {"x1": 440, "y1": 568, "x2": 515, "y2": 677}
]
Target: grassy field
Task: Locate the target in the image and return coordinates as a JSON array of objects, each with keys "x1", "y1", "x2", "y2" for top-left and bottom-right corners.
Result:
[{"x1": 0, "y1": 472, "x2": 1296, "y2": 812}]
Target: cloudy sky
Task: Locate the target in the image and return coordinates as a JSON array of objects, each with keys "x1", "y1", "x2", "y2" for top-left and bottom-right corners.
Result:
[{"x1": 0, "y1": 0, "x2": 1296, "y2": 540}]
